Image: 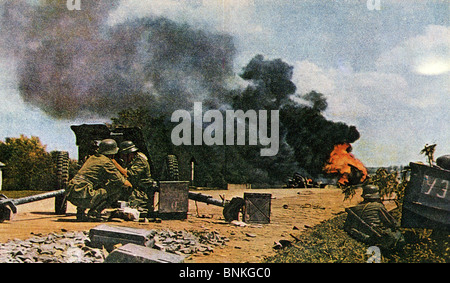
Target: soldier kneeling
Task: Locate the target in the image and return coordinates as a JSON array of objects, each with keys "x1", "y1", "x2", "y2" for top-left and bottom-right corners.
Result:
[
  {"x1": 65, "y1": 139, "x2": 132, "y2": 221},
  {"x1": 344, "y1": 185, "x2": 405, "y2": 250},
  {"x1": 118, "y1": 141, "x2": 157, "y2": 217}
]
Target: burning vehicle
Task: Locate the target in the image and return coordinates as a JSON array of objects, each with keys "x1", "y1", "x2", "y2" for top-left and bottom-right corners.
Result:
[
  {"x1": 285, "y1": 173, "x2": 313, "y2": 188},
  {"x1": 323, "y1": 143, "x2": 368, "y2": 186}
]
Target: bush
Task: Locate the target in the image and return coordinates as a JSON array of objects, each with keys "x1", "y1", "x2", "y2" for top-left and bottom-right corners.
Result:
[{"x1": 0, "y1": 135, "x2": 54, "y2": 191}]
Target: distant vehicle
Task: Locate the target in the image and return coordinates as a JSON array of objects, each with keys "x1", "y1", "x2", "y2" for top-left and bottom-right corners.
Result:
[{"x1": 284, "y1": 172, "x2": 328, "y2": 188}]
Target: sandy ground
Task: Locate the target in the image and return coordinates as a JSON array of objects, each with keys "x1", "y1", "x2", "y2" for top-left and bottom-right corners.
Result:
[{"x1": 0, "y1": 187, "x2": 397, "y2": 263}]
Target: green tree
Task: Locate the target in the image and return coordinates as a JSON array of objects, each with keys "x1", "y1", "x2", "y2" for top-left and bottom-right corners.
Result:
[{"x1": 0, "y1": 135, "x2": 54, "y2": 191}]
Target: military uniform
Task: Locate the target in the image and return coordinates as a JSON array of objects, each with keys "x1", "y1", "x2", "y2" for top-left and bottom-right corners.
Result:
[
  {"x1": 66, "y1": 154, "x2": 129, "y2": 211},
  {"x1": 127, "y1": 152, "x2": 155, "y2": 211},
  {"x1": 66, "y1": 139, "x2": 131, "y2": 220},
  {"x1": 351, "y1": 202, "x2": 397, "y2": 229},
  {"x1": 344, "y1": 185, "x2": 405, "y2": 250},
  {"x1": 118, "y1": 141, "x2": 156, "y2": 214}
]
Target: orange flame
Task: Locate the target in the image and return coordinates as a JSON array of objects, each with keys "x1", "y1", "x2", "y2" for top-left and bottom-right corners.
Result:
[{"x1": 323, "y1": 143, "x2": 368, "y2": 185}]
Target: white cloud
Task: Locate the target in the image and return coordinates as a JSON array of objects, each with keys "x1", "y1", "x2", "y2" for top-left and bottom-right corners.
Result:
[
  {"x1": 289, "y1": 59, "x2": 449, "y2": 166},
  {"x1": 291, "y1": 60, "x2": 410, "y2": 123},
  {"x1": 376, "y1": 25, "x2": 450, "y2": 76},
  {"x1": 107, "y1": 0, "x2": 264, "y2": 37},
  {"x1": 414, "y1": 56, "x2": 450, "y2": 76},
  {"x1": 292, "y1": 60, "x2": 336, "y2": 95},
  {"x1": 107, "y1": 0, "x2": 188, "y2": 26},
  {"x1": 367, "y1": 25, "x2": 450, "y2": 109}
]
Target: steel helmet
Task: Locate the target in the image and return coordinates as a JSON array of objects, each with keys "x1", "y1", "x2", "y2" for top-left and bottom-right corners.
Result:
[
  {"x1": 98, "y1": 139, "x2": 119, "y2": 155},
  {"x1": 361, "y1": 184, "x2": 380, "y2": 200},
  {"x1": 119, "y1": 141, "x2": 139, "y2": 154}
]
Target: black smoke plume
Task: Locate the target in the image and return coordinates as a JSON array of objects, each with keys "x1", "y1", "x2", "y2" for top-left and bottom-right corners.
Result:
[
  {"x1": 232, "y1": 55, "x2": 361, "y2": 178},
  {"x1": 0, "y1": 0, "x2": 235, "y2": 119},
  {"x1": 1, "y1": 2, "x2": 361, "y2": 184}
]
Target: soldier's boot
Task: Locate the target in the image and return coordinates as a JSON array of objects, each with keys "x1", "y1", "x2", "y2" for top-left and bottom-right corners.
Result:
[
  {"x1": 86, "y1": 189, "x2": 110, "y2": 221},
  {"x1": 76, "y1": 207, "x2": 87, "y2": 221},
  {"x1": 87, "y1": 199, "x2": 111, "y2": 222}
]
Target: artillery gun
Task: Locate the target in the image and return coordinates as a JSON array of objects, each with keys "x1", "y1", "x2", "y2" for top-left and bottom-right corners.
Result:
[
  {"x1": 0, "y1": 124, "x2": 244, "y2": 222},
  {"x1": 0, "y1": 124, "x2": 180, "y2": 222},
  {"x1": 70, "y1": 124, "x2": 241, "y2": 220},
  {"x1": 69, "y1": 124, "x2": 183, "y2": 218},
  {"x1": 0, "y1": 151, "x2": 69, "y2": 222}
]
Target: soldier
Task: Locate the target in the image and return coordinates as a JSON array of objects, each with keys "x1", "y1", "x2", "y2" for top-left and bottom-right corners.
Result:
[
  {"x1": 66, "y1": 139, "x2": 132, "y2": 221},
  {"x1": 118, "y1": 141, "x2": 157, "y2": 215},
  {"x1": 344, "y1": 184, "x2": 405, "y2": 250},
  {"x1": 420, "y1": 143, "x2": 437, "y2": 166}
]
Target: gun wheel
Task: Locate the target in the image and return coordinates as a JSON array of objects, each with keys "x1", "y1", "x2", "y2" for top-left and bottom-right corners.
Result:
[
  {"x1": 223, "y1": 197, "x2": 245, "y2": 222},
  {"x1": 162, "y1": 155, "x2": 179, "y2": 181},
  {"x1": 53, "y1": 151, "x2": 69, "y2": 215}
]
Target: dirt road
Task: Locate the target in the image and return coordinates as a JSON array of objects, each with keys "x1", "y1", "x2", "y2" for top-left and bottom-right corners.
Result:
[{"x1": 0, "y1": 187, "x2": 389, "y2": 263}]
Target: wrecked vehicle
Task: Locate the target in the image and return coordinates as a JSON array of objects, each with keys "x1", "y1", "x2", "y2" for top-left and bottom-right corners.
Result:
[{"x1": 401, "y1": 157, "x2": 450, "y2": 230}]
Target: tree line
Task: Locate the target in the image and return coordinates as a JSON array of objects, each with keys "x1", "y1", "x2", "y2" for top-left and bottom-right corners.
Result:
[{"x1": 0, "y1": 135, "x2": 52, "y2": 191}]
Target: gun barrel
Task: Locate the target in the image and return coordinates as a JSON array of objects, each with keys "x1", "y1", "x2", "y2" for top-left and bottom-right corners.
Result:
[
  {"x1": 188, "y1": 192, "x2": 224, "y2": 207},
  {"x1": 0, "y1": 189, "x2": 66, "y2": 223},
  {"x1": 0, "y1": 189, "x2": 66, "y2": 206}
]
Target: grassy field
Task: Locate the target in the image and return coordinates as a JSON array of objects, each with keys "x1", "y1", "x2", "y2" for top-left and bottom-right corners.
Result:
[{"x1": 263, "y1": 210, "x2": 449, "y2": 263}]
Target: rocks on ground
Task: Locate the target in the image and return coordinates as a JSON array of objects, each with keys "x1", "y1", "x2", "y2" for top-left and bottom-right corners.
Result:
[{"x1": 0, "y1": 228, "x2": 229, "y2": 263}]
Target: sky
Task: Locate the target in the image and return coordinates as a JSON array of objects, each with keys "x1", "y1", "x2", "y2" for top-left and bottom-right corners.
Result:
[{"x1": 0, "y1": 0, "x2": 448, "y2": 167}]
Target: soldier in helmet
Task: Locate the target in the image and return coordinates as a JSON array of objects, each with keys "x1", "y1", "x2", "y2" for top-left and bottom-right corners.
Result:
[
  {"x1": 344, "y1": 184, "x2": 405, "y2": 250},
  {"x1": 118, "y1": 141, "x2": 157, "y2": 216},
  {"x1": 66, "y1": 139, "x2": 132, "y2": 221}
]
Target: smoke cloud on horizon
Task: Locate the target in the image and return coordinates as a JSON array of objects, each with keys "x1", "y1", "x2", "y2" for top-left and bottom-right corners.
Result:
[
  {"x1": 0, "y1": 0, "x2": 236, "y2": 119},
  {"x1": 0, "y1": 1, "x2": 362, "y2": 180}
]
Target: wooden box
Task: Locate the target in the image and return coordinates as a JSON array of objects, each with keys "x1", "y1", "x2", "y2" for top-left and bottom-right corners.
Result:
[
  {"x1": 158, "y1": 181, "x2": 189, "y2": 220},
  {"x1": 243, "y1": 193, "x2": 272, "y2": 224}
]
